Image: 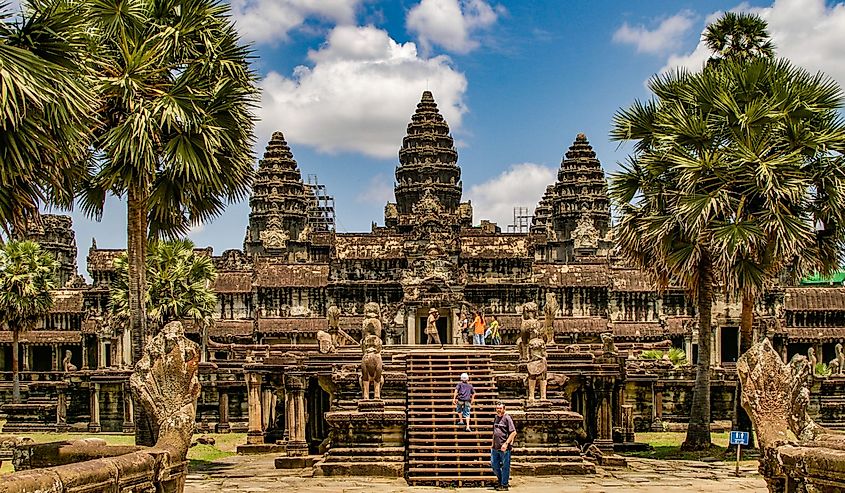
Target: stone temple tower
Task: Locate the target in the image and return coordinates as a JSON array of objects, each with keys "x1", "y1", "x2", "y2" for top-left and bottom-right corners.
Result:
[
  {"x1": 25, "y1": 214, "x2": 78, "y2": 286},
  {"x1": 385, "y1": 91, "x2": 472, "y2": 230},
  {"x1": 244, "y1": 132, "x2": 310, "y2": 256},
  {"x1": 544, "y1": 134, "x2": 612, "y2": 261}
]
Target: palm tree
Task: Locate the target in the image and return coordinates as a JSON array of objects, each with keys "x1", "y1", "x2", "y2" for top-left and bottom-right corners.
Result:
[
  {"x1": 78, "y1": 0, "x2": 256, "y2": 374},
  {"x1": 0, "y1": 240, "x2": 58, "y2": 403},
  {"x1": 110, "y1": 239, "x2": 217, "y2": 333},
  {"x1": 703, "y1": 11, "x2": 775, "y2": 62},
  {"x1": 0, "y1": 0, "x2": 94, "y2": 238},
  {"x1": 703, "y1": 13, "x2": 845, "y2": 448},
  {"x1": 611, "y1": 69, "x2": 726, "y2": 449},
  {"x1": 612, "y1": 59, "x2": 845, "y2": 451}
]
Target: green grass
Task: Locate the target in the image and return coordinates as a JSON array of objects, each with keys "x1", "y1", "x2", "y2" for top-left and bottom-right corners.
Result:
[{"x1": 625, "y1": 432, "x2": 758, "y2": 462}]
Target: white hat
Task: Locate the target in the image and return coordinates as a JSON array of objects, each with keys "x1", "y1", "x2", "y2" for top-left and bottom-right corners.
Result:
[{"x1": 460, "y1": 372, "x2": 469, "y2": 381}]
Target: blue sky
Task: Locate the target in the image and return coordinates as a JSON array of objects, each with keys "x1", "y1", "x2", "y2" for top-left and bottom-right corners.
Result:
[{"x1": 58, "y1": 0, "x2": 845, "y2": 275}]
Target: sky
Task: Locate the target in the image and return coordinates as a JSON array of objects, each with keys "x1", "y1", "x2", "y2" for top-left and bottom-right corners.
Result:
[{"x1": 38, "y1": 0, "x2": 845, "y2": 275}]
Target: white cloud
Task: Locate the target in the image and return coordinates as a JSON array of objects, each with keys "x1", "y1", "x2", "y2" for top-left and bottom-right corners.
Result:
[
  {"x1": 662, "y1": 0, "x2": 845, "y2": 88},
  {"x1": 229, "y1": 0, "x2": 362, "y2": 45},
  {"x1": 188, "y1": 221, "x2": 205, "y2": 237},
  {"x1": 465, "y1": 163, "x2": 557, "y2": 228},
  {"x1": 356, "y1": 174, "x2": 394, "y2": 204},
  {"x1": 406, "y1": 0, "x2": 503, "y2": 54},
  {"x1": 613, "y1": 11, "x2": 697, "y2": 55},
  {"x1": 257, "y1": 25, "x2": 468, "y2": 158}
]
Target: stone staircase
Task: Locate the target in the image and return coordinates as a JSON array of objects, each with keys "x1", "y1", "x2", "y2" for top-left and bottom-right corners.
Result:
[{"x1": 406, "y1": 351, "x2": 499, "y2": 486}]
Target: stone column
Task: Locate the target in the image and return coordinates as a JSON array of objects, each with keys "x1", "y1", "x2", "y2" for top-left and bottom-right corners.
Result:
[
  {"x1": 22, "y1": 346, "x2": 30, "y2": 372},
  {"x1": 246, "y1": 372, "x2": 264, "y2": 445},
  {"x1": 684, "y1": 337, "x2": 692, "y2": 363},
  {"x1": 594, "y1": 378, "x2": 614, "y2": 451},
  {"x1": 89, "y1": 383, "x2": 101, "y2": 432},
  {"x1": 97, "y1": 339, "x2": 105, "y2": 369},
  {"x1": 81, "y1": 338, "x2": 89, "y2": 370},
  {"x1": 406, "y1": 311, "x2": 416, "y2": 345},
  {"x1": 650, "y1": 382, "x2": 664, "y2": 431},
  {"x1": 56, "y1": 384, "x2": 68, "y2": 432},
  {"x1": 216, "y1": 391, "x2": 230, "y2": 433},
  {"x1": 710, "y1": 328, "x2": 718, "y2": 366},
  {"x1": 262, "y1": 388, "x2": 274, "y2": 430},
  {"x1": 52, "y1": 344, "x2": 59, "y2": 371},
  {"x1": 122, "y1": 383, "x2": 135, "y2": 434},
  {"x1": 285, "y1": 374, "x2": 308, "y2": 457},
  {"x1": 621, "y1": 405, "x2": 635, "y2": 443}
]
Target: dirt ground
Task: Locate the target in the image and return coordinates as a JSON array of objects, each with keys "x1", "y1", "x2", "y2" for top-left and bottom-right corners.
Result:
[{"x1": 185, "y1": 455, "x2": 768, "y2": 492}]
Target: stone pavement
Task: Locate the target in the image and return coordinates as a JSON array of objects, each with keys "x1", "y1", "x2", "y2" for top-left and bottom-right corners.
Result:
[{"x1": 185, "y1": 455, "x2": 767, "y2": 492}]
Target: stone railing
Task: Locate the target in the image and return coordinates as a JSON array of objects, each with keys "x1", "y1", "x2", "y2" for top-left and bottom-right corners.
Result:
[
  {"x1": 738, "y1": 338, "x2": 845, "y2": 492},
  {"x1": 0, "y1": 321, "x2": 200, "y2": 493}
]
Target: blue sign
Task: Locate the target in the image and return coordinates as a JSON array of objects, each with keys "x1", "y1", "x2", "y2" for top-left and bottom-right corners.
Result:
[{"x1": 730, "y1": 431, "x2": 749, "y2": 446}]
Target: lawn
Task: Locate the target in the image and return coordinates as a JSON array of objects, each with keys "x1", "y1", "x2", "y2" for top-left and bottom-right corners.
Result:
[
  {"x1": 0, "y1": 432, "x2": 246, "y2": 475},
  {"x1": 626, "y1": 431, "x2": 758, "y2": 463}
]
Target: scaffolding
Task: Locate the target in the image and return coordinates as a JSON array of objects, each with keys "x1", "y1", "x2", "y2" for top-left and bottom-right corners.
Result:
[
  {"x1": 305, "y1": 174, "x2": 336, "y2": 232},
  {"x1": 507, "y1": 206, "x2": 532, "y2": 233}
]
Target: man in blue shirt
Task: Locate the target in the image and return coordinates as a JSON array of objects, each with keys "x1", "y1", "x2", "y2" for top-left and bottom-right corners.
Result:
[{"x1": 452, "y1": 372, "x2": 475, "y2": 432}]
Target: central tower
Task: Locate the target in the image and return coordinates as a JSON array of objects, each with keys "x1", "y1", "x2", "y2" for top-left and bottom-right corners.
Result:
[{"x1": 385, "y1": 91, "x2": 471, "y2": 230}]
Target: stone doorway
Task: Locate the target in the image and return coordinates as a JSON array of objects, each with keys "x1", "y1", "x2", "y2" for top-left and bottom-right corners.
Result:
[
  {"x1": 416, "y1": 307, "x2": 452, "y2": 345},
  {"x1": 720, "y1": 326, "x2": 739, "y2": 363},
  {"x1": 306, "y1": 377, "x2": 330, "y2": 454}
]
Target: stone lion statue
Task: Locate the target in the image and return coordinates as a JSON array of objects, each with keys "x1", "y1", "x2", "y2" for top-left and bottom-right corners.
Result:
[
  {"x1": 316, "y1": 330, "x2": 336, "y2": 354},
  {"x1": 62, "y1": 350, "x2": 77, "y2": 372},
  {"x1": 360, "y1": 333, "x2": 384, "y2": 400},
  {"x1": 601, "y1": 332, "x2": 617, "y2": 355}
]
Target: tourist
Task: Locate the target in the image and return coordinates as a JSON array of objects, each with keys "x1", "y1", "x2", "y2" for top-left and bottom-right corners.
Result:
[
  {"x1": 425, "y1": 307, "x2": 443, "y2": 348},
  {"x1": 459, "y1": 314, "x2": 470, "y2": 344},
  {"x1": 491, "y1": 402, "x2": 517, "y2": 491},
  {"x1": 473, "y1": 311, "x2": 486, "y2": 345},
  {"x1": 487, "y1": 315, "x2": 501, "y2": 345},
  {"x1": 452, "y1": 372, "x2": 475, "y2": 432}
]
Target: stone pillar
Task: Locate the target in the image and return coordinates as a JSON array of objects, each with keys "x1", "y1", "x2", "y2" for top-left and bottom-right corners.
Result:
[
  {"x1": 406, "y1": 311, "x2": 416, "y2": 345},
  {"x1": 56, "y1": 384, "x2": 68, "y2": 432},
  {"x1": 52, "y1": 344, "x2": 59, "y2": 371},
  {"x1": 89, "y1": 383, "x2": 101, "y2": 432},
  {"x1": 262, "y1": 388, "x2": 274, "y2": 430},
  {"x1": 81, "y1": 338, "x2": 89, "y2": 370},
  {"x1": 22, "y1": 346, "x2": 30, "y2": 371},
  {"x1": 285, "y1": 374, "x2": 308, "y2": 457},
  {"x1": 216, "y1": 391, "x2": 230, "y2": 433},
  {"x1": 594, "y1": 378, "x2": 614, "y2": 451},
  {"x1": 246, "y1": 372, "x2": 264, "y2": 445},
  {"x1": 650, "y1": 382, "x2": 664, "y2": 431},
  {"x1": 684, "y1": 337, "x2": 692, "y2": 363},
  {"x1": 710, "y1": 329, "x2": 718, "y2": 366},
  {"x1": 122, "y1": 383, "x2": 135, "y2": 434},
  {"x1": 97, "y1": 339, "x2": 105, "y2": 369},
  {"x1": 621, "y1": 405, "x2": 635, "y2": 443}
]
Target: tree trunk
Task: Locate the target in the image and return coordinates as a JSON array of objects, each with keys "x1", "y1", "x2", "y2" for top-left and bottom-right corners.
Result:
[
  {"x1": 682, "y1": 252, "x2": 714, "y2": 451},
  {"x1": 12, "y1": 329, "x2": 20, "y2": 404},
  {"x1": 734, "y1": 293, "x2": 756, "y2": 448},
  {"x1": 127, "y1": 186, "x2": 154, "y2": 446}
]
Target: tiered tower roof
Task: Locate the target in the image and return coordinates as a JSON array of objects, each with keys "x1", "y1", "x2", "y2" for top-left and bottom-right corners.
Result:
[
  {"x1": 393, "y1": 91, "x2": 462, "y2": 218},
  {"x1": 530, "y1": 185, "x2": 555, "y2": 234},
  {"x1": 244, "y1": 132, "x2": 309, "y2": 254},
  {"x1": 551, "y1": 133, "x2": 611, "y2": 232}
]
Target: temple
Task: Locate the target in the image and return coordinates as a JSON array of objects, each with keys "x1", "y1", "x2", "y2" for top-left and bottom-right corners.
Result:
[{"x1": 3, "y1": 91, "x2": 845, "y2": 482}]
